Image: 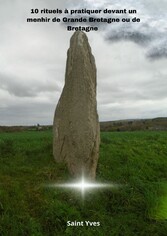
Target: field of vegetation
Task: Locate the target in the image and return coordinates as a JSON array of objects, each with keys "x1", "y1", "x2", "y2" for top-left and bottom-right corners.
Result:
[{"x1": 0, "y1": 130, "x2": 167, "y2": 235}]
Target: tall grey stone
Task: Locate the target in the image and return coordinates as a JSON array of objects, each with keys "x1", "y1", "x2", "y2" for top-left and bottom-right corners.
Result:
[{"x1": 53, "y1": 31, "x2": 100, "y2": 179}]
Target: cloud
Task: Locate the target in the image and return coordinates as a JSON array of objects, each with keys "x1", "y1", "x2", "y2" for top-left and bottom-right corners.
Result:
[
  {"x1": 94, "y1": 36, "x2": 167, "y2": 121},
  {"x1": 98, "y1": 98, "x2": 167, "y2": 121},
  {"x1": 146, "y1": 39, "x2": 167, "y2": 59},
  {"x1": 0, "y1": 70, "x2": 61, "y2": 98},
  {"x1": 67, "y1": 0, "x2": 167, "y2": 60},
  {"x1": 0, "y1": 102, "x2": 55, "y2": 126},
  {"x1": 0, "y1": 0, "x2": 166, "y2": 125},
  {"x1": 105, "y1": 24, "x2": 152, "y2": 46}
]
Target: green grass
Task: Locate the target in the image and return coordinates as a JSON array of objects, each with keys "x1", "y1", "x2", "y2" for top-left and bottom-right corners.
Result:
[{"x1": 0, "y1": 131, "x2": 167, "y2": 235}]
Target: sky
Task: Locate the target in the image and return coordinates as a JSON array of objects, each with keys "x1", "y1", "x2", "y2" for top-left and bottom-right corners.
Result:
[{"x1": 0, "y1": 0, "x2": 167, "y2": 125}]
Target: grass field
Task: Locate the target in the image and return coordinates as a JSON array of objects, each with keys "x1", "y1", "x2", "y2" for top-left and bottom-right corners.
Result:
[{"x1": 0, "y1": 130, "x2": 167, "y2": 235}]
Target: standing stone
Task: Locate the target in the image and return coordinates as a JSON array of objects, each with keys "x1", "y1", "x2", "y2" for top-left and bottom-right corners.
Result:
[{"x1": 53, "y1": 31, "x2": 100, "y2": 179}]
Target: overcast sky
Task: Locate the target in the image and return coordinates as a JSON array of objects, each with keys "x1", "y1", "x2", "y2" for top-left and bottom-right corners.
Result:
[{"x1": 0, "y1": 0, "x2": 167, "y2": 125}]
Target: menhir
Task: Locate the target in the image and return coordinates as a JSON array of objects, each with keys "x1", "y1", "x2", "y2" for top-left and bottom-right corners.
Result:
[{"x1": 53, "y1": 31, "x2": 100, "y2": 180}]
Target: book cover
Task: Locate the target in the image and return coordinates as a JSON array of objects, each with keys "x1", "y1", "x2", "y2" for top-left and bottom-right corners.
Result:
[{"x1": 0, "y1": 1, "x2": 167, "y2": 235}]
